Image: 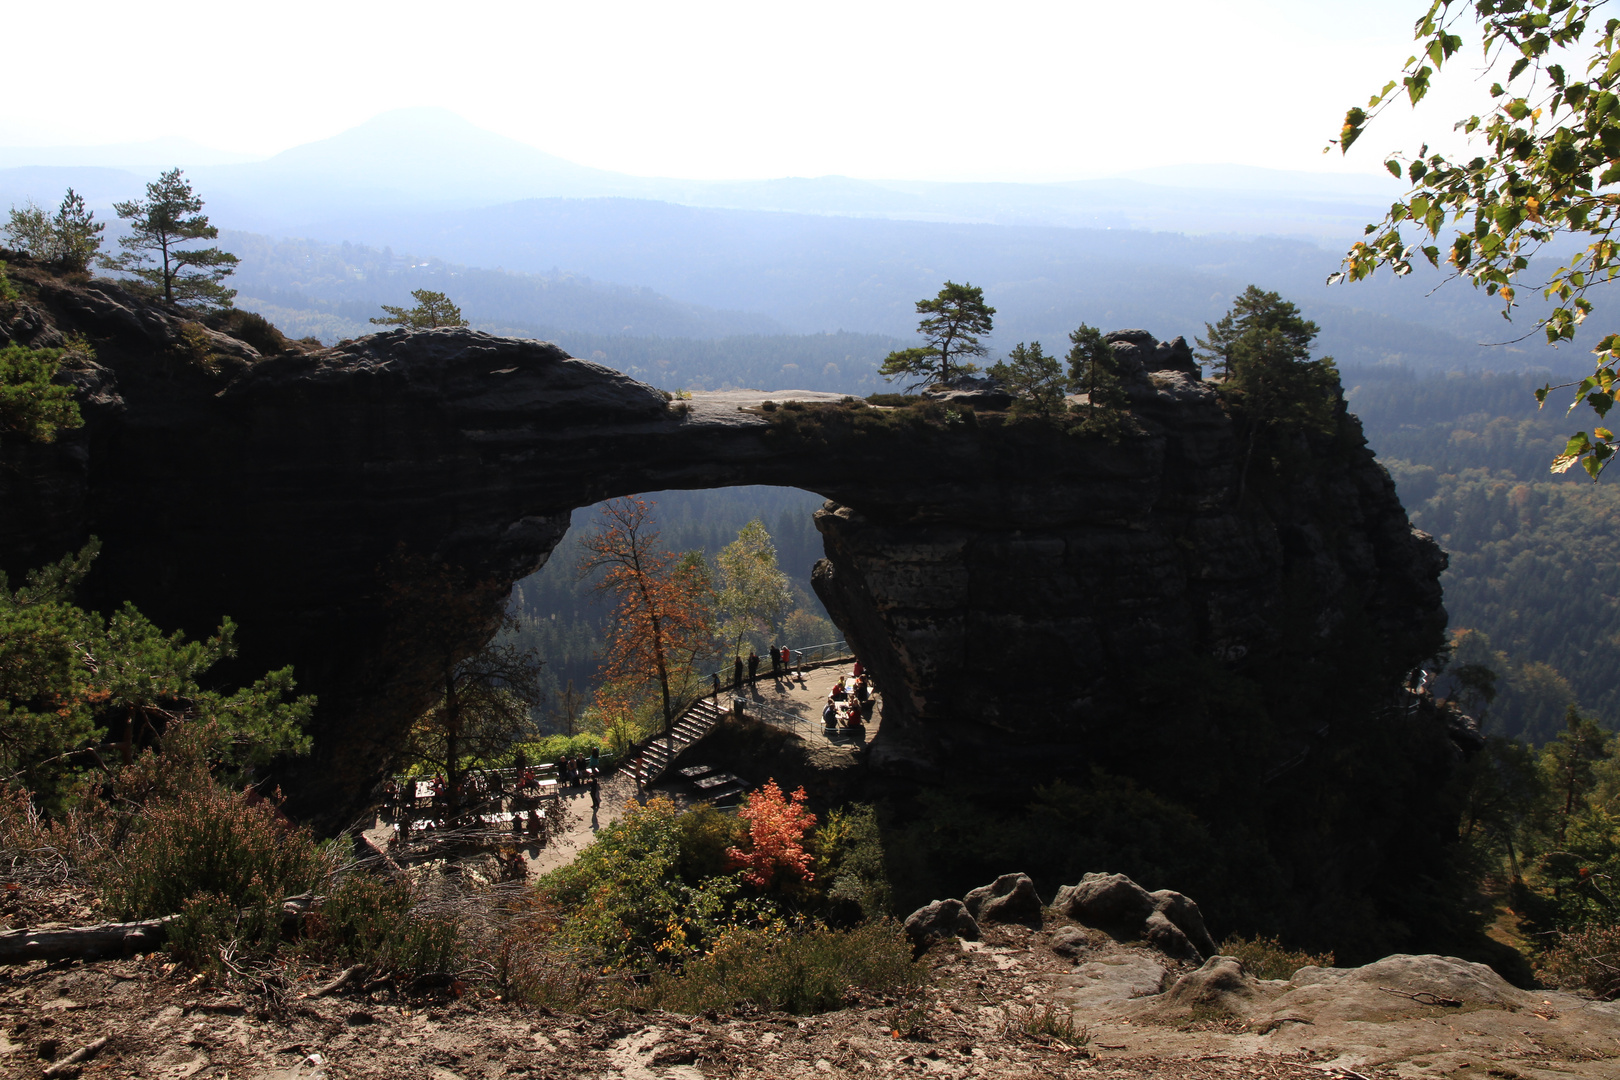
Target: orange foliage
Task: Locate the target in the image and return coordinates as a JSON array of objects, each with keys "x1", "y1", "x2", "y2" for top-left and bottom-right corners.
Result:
[
  {"x1": 578, "y1": 497, "x2": 715, "y2": 729},
  {"x1": 726, "y1": 779, "x2": 817, "y2": 889}
]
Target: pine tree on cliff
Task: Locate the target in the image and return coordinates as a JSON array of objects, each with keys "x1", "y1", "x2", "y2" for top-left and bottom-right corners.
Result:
[
  {"x1": 990, "y1": 341, "x2": 1068, "y2": 419},
  {"x1": 100, "y1": 169, "x2": 238, "y2": 310},
  {"x1": 879, "y1": 281, "x2": 995, "y2": 389},
  {"x1": 371, "y1": 289, "x2": 469, "y2": 329},
  {"x1": 1066, "y1": 324, "x2": 1129, "y2": 440},
  {"x1": 1196, "y1": 286, "x2": 1340, "y2": 498}
]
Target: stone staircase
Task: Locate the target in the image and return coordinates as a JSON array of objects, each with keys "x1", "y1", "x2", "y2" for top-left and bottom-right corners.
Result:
[{"x1": 623, "y1": 696, "x2": 727, "y2": 786}]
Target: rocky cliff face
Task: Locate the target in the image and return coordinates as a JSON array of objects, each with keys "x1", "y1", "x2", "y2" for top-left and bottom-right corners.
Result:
[
  {"x1": 1, "y1": 261, "x2": 1447, "y2": 835},
  {"x1": 811, "y1": 333, "x2": 1449, "y2": 775}
]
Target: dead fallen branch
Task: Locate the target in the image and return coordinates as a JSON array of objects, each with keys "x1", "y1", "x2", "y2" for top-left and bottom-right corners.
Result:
[
  {"x1": 305, "y1": 964, "x2": 364, "y2": 999},
  {"x1": 0, "y1": 894, "x2": 316, "y2": 966},
  {"x1": 42, "y1": 1035, "x2": 108, "y2": 1077},
  {"x1": 1376, "y1": 986, "x2": 1463, "y2": 1008},
  {"x1": 0, "y1": 916, "x2": 174, "y2": 964}
]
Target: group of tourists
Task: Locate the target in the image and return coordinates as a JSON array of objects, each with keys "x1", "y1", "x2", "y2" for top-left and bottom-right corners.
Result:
[
  {"x1": 822, "y1": 659, "x2": 874, "y2": 735},
  {"x1": 383, "y1": 749, "x2": 605, "y2": 840},
  {"x1": 730, "y1": 644, "x2": 797, "y2": 690}
]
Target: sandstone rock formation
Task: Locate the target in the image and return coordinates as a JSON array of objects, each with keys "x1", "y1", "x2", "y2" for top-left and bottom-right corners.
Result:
[
  {"x1": 0, "y1": 260, "x2": 1449, "y2": 836},
  {"x1": 963, "y1": 872, "x2": 1043, "y2": 927},
  {"x1": 1053, "y1": 872, "x2": 1218, "y2": 962},
  {"x1": 902, "y1": 898, "x2": 980, "y2": 951}
]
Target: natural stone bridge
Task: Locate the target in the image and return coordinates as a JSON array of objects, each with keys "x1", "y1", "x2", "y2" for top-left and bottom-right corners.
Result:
[{"x1": 2, "y1": 276, "x2": 1447, "y2": 830}]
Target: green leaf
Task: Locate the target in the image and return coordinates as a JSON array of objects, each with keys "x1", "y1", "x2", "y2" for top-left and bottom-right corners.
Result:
[{"x1": 1387, "y1": 159, "x2": 1403, "y2": 177}]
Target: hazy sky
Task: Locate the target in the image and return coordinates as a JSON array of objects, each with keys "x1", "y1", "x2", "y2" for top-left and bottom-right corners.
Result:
[{"x1": 5, "y1": 0, "x2": 1486, "y2": 182}]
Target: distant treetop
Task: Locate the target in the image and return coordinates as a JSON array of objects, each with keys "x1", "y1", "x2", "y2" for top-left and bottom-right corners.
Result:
[{"x1": 371, "y1": 289, "x2": 468, "y2": 329}]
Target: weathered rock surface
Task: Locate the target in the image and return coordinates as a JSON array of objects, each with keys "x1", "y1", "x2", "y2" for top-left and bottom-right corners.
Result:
[
  {"x1": 1, "y1": 262, "x2": 1449, "y2": 834},
  {"x1": 963, "y1": 872, "x2": 1043, "y2": 927},
  {"x1": 1161, "y1": 956, "x2": 1260, "y2": 1013},
  {"x1": 1053, "y1": 872, "x2": 1217, "y2": 961},
  {"x1": 902, "y1": 898, "x2": 980, "y2": 950}
]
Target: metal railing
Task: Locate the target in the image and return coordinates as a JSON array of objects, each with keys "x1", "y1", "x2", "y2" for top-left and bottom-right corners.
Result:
[
  {"x1": 739, "y1": 696, "x2": 809, "y2": 732},
  {"x1": 703, "y1": 639, "x2": 851, "y2": 691}
]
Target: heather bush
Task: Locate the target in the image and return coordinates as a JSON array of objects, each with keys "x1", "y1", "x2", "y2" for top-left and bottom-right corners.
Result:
[
  {"x1": 624, "y1": 920, "x2": 923, "y2": 1015},
  {"x1": 1218, "y1": 934, "x2": 1335, "y2": 980},
  {"x1": 203, "y1": 307, "x2": 287, "y2": 356},
  {"x1": 302, "y1": 874, "x2": 465, "y2": 980},
  {"x1": 95, "y1": 782, "x2": 328, "y2": 920},
  {"x1": 168, "y1": 891, "x2": 283, "y2": 973},
  {"x1": 1538, "y1": 921, "x2": 1620, "y2": 999}
]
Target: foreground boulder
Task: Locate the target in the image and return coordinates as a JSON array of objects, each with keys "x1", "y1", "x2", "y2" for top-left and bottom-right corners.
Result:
[
  {"x1": 1052, "y1": 872, "x2": 1218, "y2": 961},
  {"x1": 1162, "y1": 956, "x2": 1261, "y2": 1015},
  {"x1": 903, "y1": 899, "x2": 980, "y2": 951},
  {"x1": 963, "y1": 872, "x2": 1043, "y2": 927}
]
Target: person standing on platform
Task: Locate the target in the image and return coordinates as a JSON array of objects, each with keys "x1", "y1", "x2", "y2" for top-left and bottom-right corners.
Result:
[
  {"x1": 733, "y1": 655, "x2": 744, "y2": 689},
  {"x1": 771, "y1": 644, "x2": 783, "y2": 680},
  {"x1": 748, "y1": 650, "x2": 759, "y2": 683}
]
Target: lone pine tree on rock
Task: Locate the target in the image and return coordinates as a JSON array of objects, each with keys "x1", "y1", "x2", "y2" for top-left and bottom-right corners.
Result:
[
  {"x1": 371, "y1": 289, "x2": 468, "y2": 329},
  {"x1": 1066, "y1": 324, "x2": 1129, "y2": 440},
  {"x1": 101, "y1": 169, "x2": 237, "y2": 309},
  {"x1": 880, "y1": 281, "x2": 995, "y2": 388}
]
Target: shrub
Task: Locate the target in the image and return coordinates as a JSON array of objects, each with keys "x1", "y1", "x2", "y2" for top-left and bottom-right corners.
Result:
[
  {"x1": 1538, "y1": 922, "x2": 1620, "y2": 999},
  {"x1": 203, "y1": 308, "x2": 287, "y2": 356},
  {"x1": 95, "y1": 783, "x2": 328, "y2": 920},
  {"x1": 813, "y1": 804, "x2": 892, "y2": 923},
  {"x1": 1218, "y1": 934, "x2": 1334, "y2": 980},
  {"x1": 510, "y1": 732, "x2": 606, "y2": 768},
  {"x1": 628, "y1": 920, "x2": 924, "y2": 1015},
  {"x1": 1003, "y1": 1003, "x2": 1087, "y2": 1045},
  {"x1": 301, "y1": 874, "x2": 465, "y2": 980},
  {"x1": 727, "y1": 779, "x2": 816, "y2": 890},
  {"x1": 172, "y1": 322, "x2": 224, "y2": 372},
  {"x1": 540, "y1": 796, "x2": 783, "y2": 970},
  {"x1": 0, "y1": 260, "x2": 17, "y2": 303},
  {"x1": 0, "y1": 343, "x2": 82, "y2": 443},
  {"x1": 675, "y1": 803, "x2": 744, "y2": 882},
  {"x1": 865, "y1": 393, "x2": 919, "y2": 407}
]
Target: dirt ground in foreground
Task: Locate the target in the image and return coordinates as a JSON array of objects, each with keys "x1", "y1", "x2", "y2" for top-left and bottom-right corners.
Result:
[{"x1": 4, "y1": 909, "x2": 1618, "y2": 1080}]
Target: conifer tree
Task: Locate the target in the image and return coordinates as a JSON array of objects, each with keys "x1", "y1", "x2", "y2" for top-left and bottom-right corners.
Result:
[
  {"x1": 101, "y1": 169, "x2": 238, "y2": 309},
  {"x1": 1066, "y1": 324, "x2": 1129, "y2": 440},
  {"x1": 4, "y1": 189, "x2": 103, "y2": 272},
  {"x1": 990, "y1": 341, "x2": 1068, "y2": 418},
  {"x1": 371, "y1": 289, "x2": 468, "y2": 328},
  {"x1": 879, "y1": 281, "x2": 995, "y2": 388}
]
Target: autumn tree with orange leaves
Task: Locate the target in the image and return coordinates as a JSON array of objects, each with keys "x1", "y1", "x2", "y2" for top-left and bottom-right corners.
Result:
[
  {"x1": 577, "y1": 498, "x2": 716, "y2": 750},
  {"x1": 727, "y1": 779, "x2": 817, "y2": 890}
]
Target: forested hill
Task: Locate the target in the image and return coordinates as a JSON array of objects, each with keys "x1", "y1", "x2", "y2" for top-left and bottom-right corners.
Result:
[
  {"x1": 1346, "y1": 365, "x2": 1620, "y2": 741},
  {"x1": 223, "y1": 231, "x2": 904, "y2": 395}
]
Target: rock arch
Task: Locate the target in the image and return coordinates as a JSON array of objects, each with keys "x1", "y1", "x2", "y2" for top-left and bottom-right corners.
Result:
[{"x1": 2, "y1": 291, "x2": 1445, "y2": 829}]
